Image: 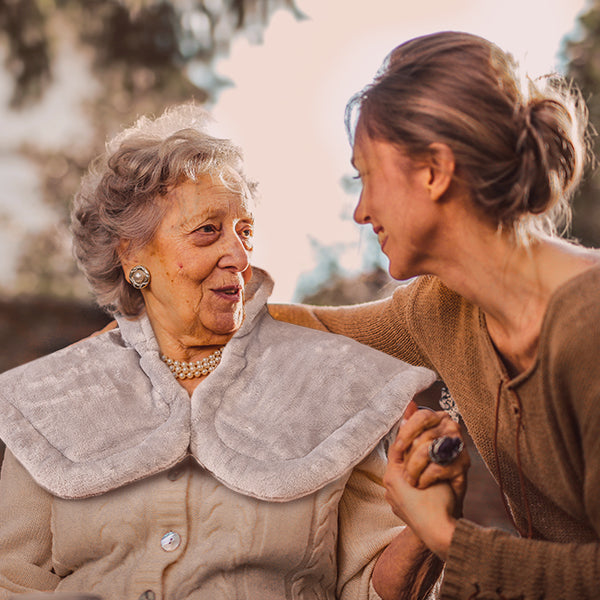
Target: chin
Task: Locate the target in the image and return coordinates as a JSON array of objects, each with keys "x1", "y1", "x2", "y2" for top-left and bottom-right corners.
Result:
[
  {"x1": 207, "y1": 308, "x2": 245, "y2": 336},
  {"x1": 388, "y1": 263, "x2": 415, "y2": 282}
]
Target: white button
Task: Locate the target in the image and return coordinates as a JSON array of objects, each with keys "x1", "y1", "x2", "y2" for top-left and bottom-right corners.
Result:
[{"x1": 160, "y1": 531, "x2": 181, "y2": 552}]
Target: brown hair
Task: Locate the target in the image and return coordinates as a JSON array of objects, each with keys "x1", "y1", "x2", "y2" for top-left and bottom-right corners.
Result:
[
  {"x1": 346, "y1": 31, "x2": 590, "y2": 240},
  {"x1": 71, "y1": 104, "x2": 257, "y2": 316}
]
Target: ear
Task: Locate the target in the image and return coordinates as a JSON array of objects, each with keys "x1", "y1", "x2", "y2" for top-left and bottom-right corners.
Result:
[
  {"x1": 426, "y1": 143, "x2": 455, "y2": 202},
  {"x1": 117, "y1": 239, "x2": 134, "y2": 275}
]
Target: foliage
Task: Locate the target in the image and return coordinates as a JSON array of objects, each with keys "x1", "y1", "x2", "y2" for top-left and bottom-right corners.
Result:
[
  {"x1": 564, "y1": 0, "x2": 600, "y2": 247},
  {"x1": 299, "y1": 266, "x2": 398, "y2": 306},
  {"x1": 0, "y1": 0, "x2": 303, "y2": 298},
  {"x1": 0, "y1": 0, "x2": 304, "y2": 108}
]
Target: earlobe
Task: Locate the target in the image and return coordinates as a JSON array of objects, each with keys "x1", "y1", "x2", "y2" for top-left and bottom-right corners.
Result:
[{"x1": 427, "y1": 143, "x2": 455, "y2": 202}]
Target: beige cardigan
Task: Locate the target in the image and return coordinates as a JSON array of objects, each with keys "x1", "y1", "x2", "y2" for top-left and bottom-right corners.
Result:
[{"x1": 0, "y1": 269, "x2": 436, "y2": 600}]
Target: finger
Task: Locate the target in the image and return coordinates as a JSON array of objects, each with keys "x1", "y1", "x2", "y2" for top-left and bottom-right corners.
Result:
[
  {"x1": 415, "y1": 453, "x2": 471, "y2": 491},
  {"x1": 402, "y1": 427, "x2": 468, "y2": 487},
  {"x1": 450, "y1": 472, "x2": 469, "y2": 514},
  {"x1": 401, "y1": 400, "x2": 419, "y2": 424},
  {"x1": 399, "y1": 417, "x2": 463, "y2": 466},
  {"x1": 394, "y1": 409, "x2": 447, "y2": 454},
  {"x1": 388, "y1": 416, "x2": 446, "y2": 464},
  {"x1": 402, "y1": 440, "x2": 432, "y2": 486}
]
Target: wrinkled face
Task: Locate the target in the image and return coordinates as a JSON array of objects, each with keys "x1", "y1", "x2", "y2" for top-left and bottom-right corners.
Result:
[
  {"x1": 123, "y1": 177, "x2": 254, "y2": 346},
  {"x1": 352, "y1": 126, "x2": 435, "y2": 281}
]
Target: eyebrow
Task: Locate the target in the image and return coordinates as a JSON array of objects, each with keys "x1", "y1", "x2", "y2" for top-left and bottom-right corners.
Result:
[{"x1": 181, "y1": 209, "x2": 255, "y2": 229}]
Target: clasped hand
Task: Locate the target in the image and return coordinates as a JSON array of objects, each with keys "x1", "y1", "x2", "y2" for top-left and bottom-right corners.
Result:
[{"x1": 383, "y1": 405, "x2": 470, "y2": 560}]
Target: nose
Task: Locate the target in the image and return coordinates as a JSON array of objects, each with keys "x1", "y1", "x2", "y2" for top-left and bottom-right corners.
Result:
[
  {"x1": 353, "y1": 193, "x2": 370, "y2": 225},
  {"x1": 218, "y1": 230, "x2": 251, "y2": 273}
]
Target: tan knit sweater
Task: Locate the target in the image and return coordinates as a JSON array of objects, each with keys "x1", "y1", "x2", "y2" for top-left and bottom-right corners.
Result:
[
  {"x1": 0, "y1": 445, "x2": 401, "y2": 600},
  {"x1": 270, "y1": 265, "x2": 600, "y2": 599}
]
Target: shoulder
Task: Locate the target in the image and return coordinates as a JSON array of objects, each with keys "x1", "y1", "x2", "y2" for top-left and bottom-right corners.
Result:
[
  {"x1": 544, "y1": 265, "x2": 600, "y2": 359},
  {"x1": 189, "y1": 311, "x2": 437, "y2": 501},
  {"x1": 0, "y1": 328, "x2": 129, "y2": 388},
  {"x1": 244, "y1": 311, "x2": 436, "y2": 409},
  {"x1": 542, "y1": 265, "x2": 600, "y2": 414},
  {"x1": 0, "y1": 327, "x2": 183, "y2": 500},
  {"x1": 399, "y1": 276, "x2": 478, "y2": 362}
]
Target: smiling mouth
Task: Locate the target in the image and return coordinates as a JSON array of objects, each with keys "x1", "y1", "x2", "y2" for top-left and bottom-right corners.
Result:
[{"x1": 212, "y1": 285, "x2": 243, "y2": 300}]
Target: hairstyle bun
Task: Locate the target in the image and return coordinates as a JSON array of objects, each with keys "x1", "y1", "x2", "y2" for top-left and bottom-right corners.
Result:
[
  {"x1": 347, "y1": 32, "x2": 591, "y2": 242},
  {"x1": 511, "y1": 80, "x2": 587, "y2": 226}
]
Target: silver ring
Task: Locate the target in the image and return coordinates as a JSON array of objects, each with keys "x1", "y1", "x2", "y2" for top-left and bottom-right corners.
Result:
[{"x1": 428, "y1": 436, "x2": 464, "y2": 466}]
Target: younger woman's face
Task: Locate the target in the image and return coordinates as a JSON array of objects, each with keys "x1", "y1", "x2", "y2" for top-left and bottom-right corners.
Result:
[{"x1": 352, "y1": 127, "x2": 439, "y2": 281}]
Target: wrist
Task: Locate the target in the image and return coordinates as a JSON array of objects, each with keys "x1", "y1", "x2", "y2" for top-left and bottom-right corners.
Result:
[{"x1": 425, "y1": 516, "x2": 457, "y2": 561}]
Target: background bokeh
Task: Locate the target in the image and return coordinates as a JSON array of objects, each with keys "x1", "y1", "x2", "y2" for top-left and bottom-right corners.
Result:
[{"x1": 0, "y1": 0, "x2": 597, "y2": 530}]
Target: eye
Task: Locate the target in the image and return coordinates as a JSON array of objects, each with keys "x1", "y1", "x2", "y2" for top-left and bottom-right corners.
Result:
[
  {"x1": 190, "y1": 223, "x2": 220, "y2": 246},
  {"x1": 239, "y1": 226, "x2": 253, "y2": 239},
  {"x1": 237, "y1": 223, "x2": 254, "y2": 250},
  {"x1": 196, "y1": 224, "x2": 218, "y2": 234}
]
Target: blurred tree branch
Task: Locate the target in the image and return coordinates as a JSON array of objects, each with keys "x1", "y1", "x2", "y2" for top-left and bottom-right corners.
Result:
[
  {"x1": 564, "y1": 0, "x2": 600, "y2": 247},
  {"x1": 0, "y1": 0, "x2": 305, "y2": 108},
  {"x1": 0, "y1": 0, "x2": 50, "y2": 107},
  {"x1": 0, "y1": 0, "x2": 304, "y2": 299}
]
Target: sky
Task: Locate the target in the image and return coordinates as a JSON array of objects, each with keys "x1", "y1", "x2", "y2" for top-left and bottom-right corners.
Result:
[
  {"x1": 0, "y1": 0, "x2": 589, "y2": 302},
  {"x1": 211, "y1": 0, "x2": 589, "y2": 300}
]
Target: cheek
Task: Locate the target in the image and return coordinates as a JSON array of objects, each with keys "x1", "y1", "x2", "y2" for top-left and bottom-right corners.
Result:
[{"x1": 172, "y1": 255, "x2": 217, "y2": 283}]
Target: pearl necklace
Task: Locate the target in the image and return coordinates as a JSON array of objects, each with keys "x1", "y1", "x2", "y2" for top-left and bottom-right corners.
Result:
[{"x1": 161, "y1": 348, "x2": 223, "y2": 380}]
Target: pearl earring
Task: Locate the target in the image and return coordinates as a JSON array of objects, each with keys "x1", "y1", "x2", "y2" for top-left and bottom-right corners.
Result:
[{"x1": 129, "y1": 265, "x2": 151, "y2": 290}]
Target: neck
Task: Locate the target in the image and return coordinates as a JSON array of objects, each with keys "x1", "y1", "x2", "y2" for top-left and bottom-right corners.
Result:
[
  {"x1": 143, "y1": 303, "x2": 234, "y2": 362},
  {"x1": 425, "y1": 219, "x2": 598, "y2": 373},
  {"x1": 156, "y1": 336, "x2": 229, "y2": 397}
]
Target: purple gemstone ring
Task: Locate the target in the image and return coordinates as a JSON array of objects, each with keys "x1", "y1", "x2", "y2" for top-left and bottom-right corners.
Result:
[{"x1": 428, "y1": 436, "x2": 464, "y2": 466}]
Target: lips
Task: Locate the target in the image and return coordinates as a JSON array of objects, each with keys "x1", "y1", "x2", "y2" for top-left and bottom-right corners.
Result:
[
  {"x1": 373, "y1": 226, "x2": 386, "y2": 250},
  {"x1": 211, "y1": 284, "x2": 243, "y2": 301}
]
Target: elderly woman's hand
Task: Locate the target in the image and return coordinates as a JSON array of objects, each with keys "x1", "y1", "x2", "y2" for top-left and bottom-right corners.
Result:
[
  {"x1": 390, "y1": 408, "x2": 470, "y2": 508},
  {"x1": 383, "y1": 456, "x2": 457, "y2": 561}
]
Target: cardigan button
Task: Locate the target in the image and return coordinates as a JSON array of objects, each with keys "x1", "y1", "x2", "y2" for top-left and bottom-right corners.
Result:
[
  {"x1": 138, "y1": 591, "x2": 155, "y2": 600},
  {"x1": 161, "y1": 531, "x2": 181, "y2": 551}
]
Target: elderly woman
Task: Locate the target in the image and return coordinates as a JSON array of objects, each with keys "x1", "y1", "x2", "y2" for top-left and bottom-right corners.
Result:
[{"x1": 0, "y1": 105, "x2": 442, "y2": 600}]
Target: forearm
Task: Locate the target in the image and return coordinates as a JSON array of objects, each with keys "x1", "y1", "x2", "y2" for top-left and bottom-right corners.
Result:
[
  {"x1": 443, "y1": 519, "x2": 600, "y2": 599},
  {"x1": 268, "y1": 281, "x2": 431, "y2": 369},
  {"x1": 372, "y1": 527, "x2": 443, "y2": 600}
]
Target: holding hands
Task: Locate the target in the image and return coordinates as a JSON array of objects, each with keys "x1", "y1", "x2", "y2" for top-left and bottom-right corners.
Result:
[{"x1": 383, "y1": 407, "x2": 470, "y2": 560}]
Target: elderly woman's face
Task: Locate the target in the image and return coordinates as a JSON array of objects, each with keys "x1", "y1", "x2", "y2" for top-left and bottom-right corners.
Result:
[{"x1": 126, "y1": 177, "x2": 254, "y2": 345}]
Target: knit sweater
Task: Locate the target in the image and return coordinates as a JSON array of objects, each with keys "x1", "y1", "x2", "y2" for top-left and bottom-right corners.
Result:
[
  {"x1": 270, "y1": 265, "x2": 600, "y2": 599},
  {"x1": 0, "y1": 269, "x2": 437, "y2": 600}
]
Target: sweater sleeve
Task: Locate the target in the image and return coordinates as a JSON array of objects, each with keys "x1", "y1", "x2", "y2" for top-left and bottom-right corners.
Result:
[
  {"x1": 443, "y1": 519, "x2": 600, "y2": 599},
  {"x1": 269, "y1": 280, "x2": 433, "y2": 370},
  {"x1": 337, "y1": 439, "x2": 440, "y2": 600},
  {"x1": 0, "y1": 450, "x2": 60, "y2": 598},
  {"x1": 336, "y1": 440, "x2": 404, "y2": 600}
]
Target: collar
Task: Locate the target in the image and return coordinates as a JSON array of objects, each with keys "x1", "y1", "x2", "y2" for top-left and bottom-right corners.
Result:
[{"x1": 0, "y1": 268, "x2": 435, "y2": 500}]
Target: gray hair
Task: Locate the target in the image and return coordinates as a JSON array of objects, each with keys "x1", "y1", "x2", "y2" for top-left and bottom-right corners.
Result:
[{"x1": 71, "y1": 103, "x2": 257, "y2": 316}]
